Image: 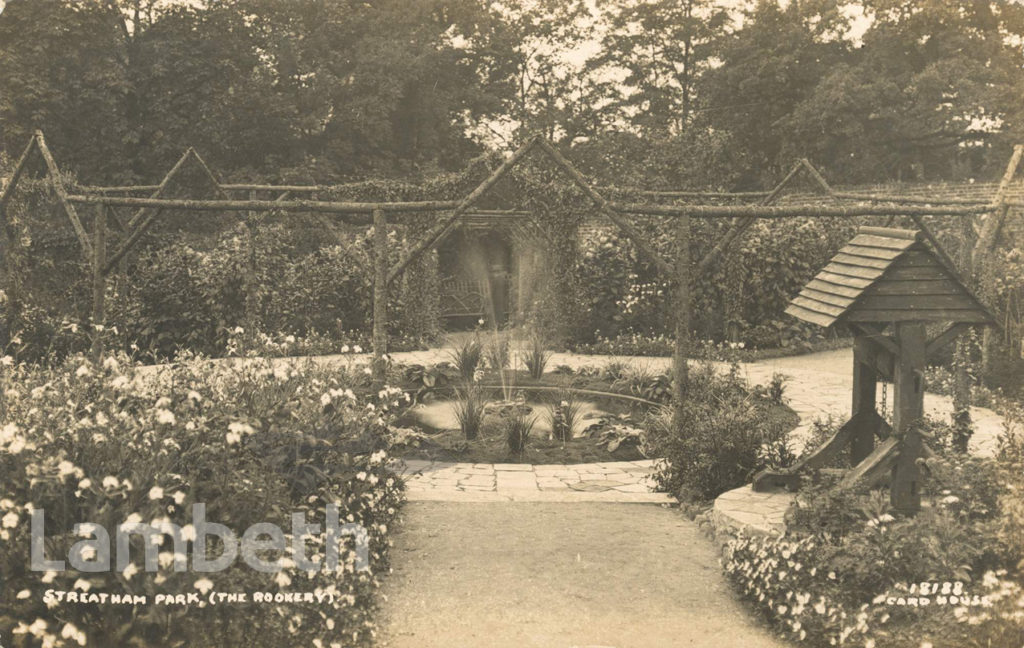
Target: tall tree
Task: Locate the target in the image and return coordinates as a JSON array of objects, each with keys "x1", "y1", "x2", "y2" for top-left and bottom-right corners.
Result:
[
  {"x1": 0, "y1": 0, "x2": 129, "y2": 181},
  {"x1": 787, "y1": 0, "x2": 1024, "y2": 181},
  {"x1": 698, "y1": 0, "x2": 853, "y2": 180},
  {"x1": 588, "y1": 0, "x2": 731, "y2": 136},
  {"x1": 463, "y1": 0, "x2": 607, "y2": 146}
]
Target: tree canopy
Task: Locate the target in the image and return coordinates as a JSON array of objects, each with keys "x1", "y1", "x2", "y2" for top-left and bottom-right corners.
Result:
[{"x1": 1, "y1": 0, "x2": 1022, "y2": 186}]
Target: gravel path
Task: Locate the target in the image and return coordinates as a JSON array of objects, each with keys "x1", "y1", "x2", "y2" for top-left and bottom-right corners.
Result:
[{"x1": 378, "y1": 502, "x2": 789, "y2": 648}]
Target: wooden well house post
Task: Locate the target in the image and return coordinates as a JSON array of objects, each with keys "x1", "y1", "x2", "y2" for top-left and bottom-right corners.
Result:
[{"x1": 753, "y1": 226, "x2": 995, "y2": 514}]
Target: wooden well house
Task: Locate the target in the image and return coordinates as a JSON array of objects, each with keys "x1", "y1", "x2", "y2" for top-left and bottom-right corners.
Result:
[{"x1": 753, "y1": 226, "x2": 996, "y2": 513}]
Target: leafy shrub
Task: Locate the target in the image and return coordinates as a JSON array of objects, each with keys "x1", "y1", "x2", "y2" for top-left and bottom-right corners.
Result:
[
  {"x1": 612, "y1": 365, "x2": 672, "y2": 404},
  {"x1": 0, "y1": 353, "x2": 405, "y2": 647},
  {"x1": 649, "y1": 363, "x2": 795, "y2": 500}
]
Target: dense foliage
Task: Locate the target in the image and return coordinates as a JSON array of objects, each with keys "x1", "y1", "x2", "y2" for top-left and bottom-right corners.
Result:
[
  {"x1": 0, "y1": 352, "x2": 406, "y2": 647},
  {"x1": 2, "y1": 0, "x2": 1022, "y2": 185},
  {"x1": 648, "y1": 361, "x2": 797, "y2": 501},
  {"x1": 723, "y1": 415, "x2": 1024, "y2": 647}
]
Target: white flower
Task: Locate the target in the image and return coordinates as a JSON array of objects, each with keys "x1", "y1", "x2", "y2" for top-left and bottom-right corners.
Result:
[
  {"x1": 155, "y1": 409, "x2": 176, "y2": 425},
  {"x1": 102, "y1": 476, "x2": 119, "y2": 489},
  {"x1": 226, "y1": 432, "x2": 241, "y2": 445},
  {"x1": 321, "y1": 393, "x2": 332, "y2": 406},
  {"x1": 941, "y1": 495, "x2": 960, "y2": 505},
  {"x1": 194, "y1": 578, "x2": 214, "y2": 594},
  {"x1": 0, "y1": 355, "x2": 13, "y2": 366},
  {"x1": 353, "y1": 345, "x2": 363, "y2": 353},
  {"x1": 57, "y1": 460, "x2": 76, "y2": 477},
  {"x1": 78, "y1": 478, "x2": 92, "y2": 490},
  {"x1": 228, "y1": 421, "x2": 256, "y2": 436},
  {"x1": 72, "y1": 578, "x2": 91, "y2": 591},
  {"x1": 75, "y1": 365, "x2": 91, "y2": 377},
  {"x1": 275, "y1": 571, "x2": 291, "y2": 588},
  {"x1": 122, "y1": 562, "x2": 139, "y2": 580},
  {"x1": 0, "y1": 422, "x2": 18, "y2": 442},
  {"x1": 16, "y1": 589, "x2": 30, "y2": 599},
  {"x1": 61, "y1": 622, "x2": 87, "y2": 646},
  {"x1": 173, "y1": 491, "x2": 186, "y2": 505},
  {"x1": 8, "y1": 436, "x2": 25, "y2": 454},
  {"x1": 341, "y1": 345, "x2": 350, "y2": 353},
  {"x1": 2, "y1": 511, "x2": 19, "y2": 528},
  {"x1": 148, "y1": 486, "x2": 164, "y2": 501}
]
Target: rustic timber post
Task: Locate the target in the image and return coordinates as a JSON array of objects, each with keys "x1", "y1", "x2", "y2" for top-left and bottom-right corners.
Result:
[
  {"x1": 245, "y1": 189, "x2": 258, "y2": 337},
  {"x1": 850, "y1": 336, "x2": 878, "y2": 464},
  {"x1": 672, "y1": 213, "x2": 691, "y2": 429},
  {"x1": 91, "y1": 204, "x2": 108, "y2": 363},
  {"x1": 890, "y1": 322, "x2": 926, "y2": 514},
  {"x1": 952, "y1": 215, "x2": 975, "y2": 451},
  {"x1": 976, "y1": 144, "x2": 1023, "y2": 372},
  {"x1": 372, "y1": 208, "x2": 388, "y2": 385}
]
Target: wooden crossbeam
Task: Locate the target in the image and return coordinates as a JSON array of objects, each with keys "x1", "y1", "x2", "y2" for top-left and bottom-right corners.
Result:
[
  {"x1": 694, "y1": 160, "x2": 806, "y2": 277},
  {"x1": 847, "y1": 323, "x2": 899, "y2": 356},
  {"x1": 610, "y1": 202, "x2": 991, "y2": 217},
  {"x1": 69, "y1": 193, "x2": 452, "y2": 216},
  {"x1": 35, "y1": 131, "x2": 93, "y2": 258},
  {"x1": 102, "y1": 149, "x2": 201, "y2": 275},
  {"x1": 852, "y1": 338, "x2": 894, "y2": 381}
]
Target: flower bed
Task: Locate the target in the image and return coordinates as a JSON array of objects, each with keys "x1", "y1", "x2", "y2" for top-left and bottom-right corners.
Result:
[
  {"x1": 721, "y1": 421, "x2": 1024, "y2": 648},
  {"x1": 0, "y1": 353, "x2": 405, "y2": 647}
]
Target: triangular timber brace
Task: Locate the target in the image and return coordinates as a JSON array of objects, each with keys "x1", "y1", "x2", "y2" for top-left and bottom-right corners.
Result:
[
  {"x1": 694, "y1": 158, "x2": 836, "y2": 277},
  {"x1": 387, "y1": 135, "x2": 677, "y2": 286},
  {"x1": 0, "y1": 132, "x2": 94, "y2": 259}
]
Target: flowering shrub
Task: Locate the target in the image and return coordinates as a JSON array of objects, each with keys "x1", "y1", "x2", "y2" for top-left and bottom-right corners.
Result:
[
  {"x1": 724, "y1": 531, "x2": 1023, "y2": 647},
  {"x1": 0, "y1": 352, "x2": 406, "y2": 647},
  {"x1": 9, "y1": 222, "x2": 434, "y2": 364},
  {"x1": 648, "y1": 362, "x2": 796, "y2": 500},
  {"x1": 724, "y1": 419, "x2": 1024, "y2": 648}
]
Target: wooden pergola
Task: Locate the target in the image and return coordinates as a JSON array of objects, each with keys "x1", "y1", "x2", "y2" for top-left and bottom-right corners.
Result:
[{"x1": 0, "y1": 131, "x2": 1017, "y2": 423}]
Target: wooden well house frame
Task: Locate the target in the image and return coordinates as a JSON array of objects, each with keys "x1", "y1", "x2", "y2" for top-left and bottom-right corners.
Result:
[
  {"x1": 0, "y1": 132, "x2": 1020, "y2": 509},
  {"x1": 753, "y1": 227, "x2": 997, "y2": 512}
]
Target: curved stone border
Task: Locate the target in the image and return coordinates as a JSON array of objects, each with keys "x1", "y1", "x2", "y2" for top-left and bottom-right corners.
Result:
[{"x1": 711, "y1": 486, "x2": 792, "y2": 537}]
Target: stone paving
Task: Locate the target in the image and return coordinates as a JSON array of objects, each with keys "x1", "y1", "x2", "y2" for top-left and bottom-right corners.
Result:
[{"x1": 393, "y1": 458, "x2": 673, "y2": 503}]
